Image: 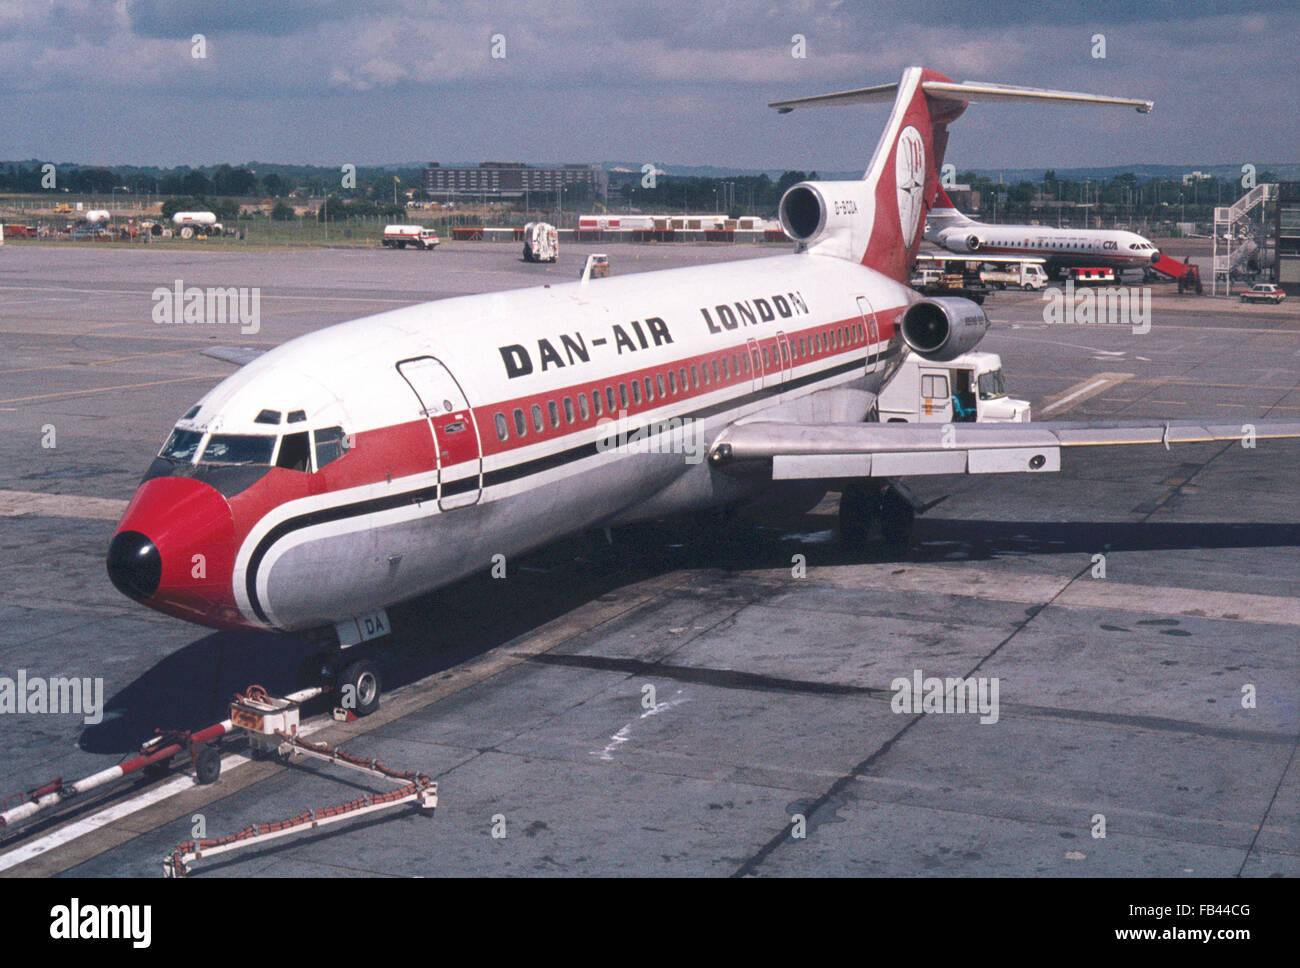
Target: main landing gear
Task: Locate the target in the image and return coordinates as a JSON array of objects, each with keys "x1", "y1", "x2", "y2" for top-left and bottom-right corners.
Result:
[{"x1": 838, "y1": 481, "x2": 917, "y2": 552}]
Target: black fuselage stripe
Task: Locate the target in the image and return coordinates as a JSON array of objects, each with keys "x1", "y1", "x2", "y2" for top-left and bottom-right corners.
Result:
[{"x1": 244, "y1": 349, "x2": 892, "y2": 624}]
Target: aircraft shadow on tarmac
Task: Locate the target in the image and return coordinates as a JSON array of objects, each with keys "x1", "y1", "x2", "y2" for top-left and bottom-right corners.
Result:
[{"x1": 80, "y1": 511, "x2": 1300, "y2": 755}]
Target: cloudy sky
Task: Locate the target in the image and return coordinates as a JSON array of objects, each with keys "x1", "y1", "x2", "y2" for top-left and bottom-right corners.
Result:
[{"x1": 1, "y1": 1, "x2": 1296, "y2": 172}]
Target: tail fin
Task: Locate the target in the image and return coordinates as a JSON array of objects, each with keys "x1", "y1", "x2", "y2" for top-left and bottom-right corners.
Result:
[{"x1": 770, "y1": 68, "x2": 1152, "y2": 283}]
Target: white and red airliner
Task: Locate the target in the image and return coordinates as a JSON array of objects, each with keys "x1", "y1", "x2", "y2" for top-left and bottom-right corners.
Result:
[
  {"x1": 108, "y1": 67, "x2": 1299, "y2": 710},
  {"x1": 923, "y1": 184, "x2": 1162, "y2": 276}
]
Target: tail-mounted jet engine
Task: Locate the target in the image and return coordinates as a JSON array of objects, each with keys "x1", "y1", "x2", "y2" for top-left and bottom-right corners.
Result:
[{"x1": 899, "y1": 297, "x2": 989, "y2": 361}]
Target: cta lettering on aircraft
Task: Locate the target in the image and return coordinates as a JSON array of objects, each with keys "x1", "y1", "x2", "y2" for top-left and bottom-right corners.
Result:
[
  {"x1": 499, "y1": 317, "x2": 674, "y2": 378},
  {"x1": 1102, "y1": 240, "x2": 1118, "y2": 250},
  {"x1": 700, "y1": 291, "x2": 809, "y2": 335}
]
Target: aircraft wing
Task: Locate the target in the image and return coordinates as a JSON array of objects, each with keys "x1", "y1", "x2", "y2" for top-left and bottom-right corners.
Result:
[
  {"x1": 202, "y1": 346, "x2": 266, "y2": 367},
  {"x1": 707, "y1": 419, "x2": 1300, "y2": 480}
]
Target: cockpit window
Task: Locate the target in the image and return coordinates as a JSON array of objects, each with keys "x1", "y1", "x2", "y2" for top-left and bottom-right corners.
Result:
[
  {"x1": 314, "y1": 426, "x2": 348, "y2": 469},
  {"x1": 159, "y1": 428, "x2": 204, "y2": 462},
  {"x1": 202, "y1": 434, "x2": 275, "y2": 465},
  {"x1": 277, "y1": 432, "x2": 311, "y2": 471},
  {"x1": 183, "y1": 405, "x2": 201, "y2": 420},
  {"x1": 255, "y1": 409, "x2": 282, "y2": 425},
  {"x1": 288, "y1": 410, "x2": 307, "y2": 423}
]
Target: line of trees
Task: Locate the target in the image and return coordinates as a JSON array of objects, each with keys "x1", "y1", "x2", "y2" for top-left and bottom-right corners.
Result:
[{"x1": 0, "y1": 161, "x2": 424, "y2": 201}]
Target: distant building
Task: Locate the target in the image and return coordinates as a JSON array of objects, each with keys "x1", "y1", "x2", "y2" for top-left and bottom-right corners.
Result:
[
  {"x1": 423, "y1": 162, "x2": 608, "y2": 199},
  {"x1": 1182, "y1": 171, "x2": 1213, "y2": 185}
]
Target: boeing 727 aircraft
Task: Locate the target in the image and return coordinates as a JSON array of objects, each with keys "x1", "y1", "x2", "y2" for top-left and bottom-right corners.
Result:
[{"x1": 107, "y1": 68, "x2": 1300, "y2": 712}]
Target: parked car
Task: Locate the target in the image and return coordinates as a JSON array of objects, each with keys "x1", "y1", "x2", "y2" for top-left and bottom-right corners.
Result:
[{"x1": 1240, "y1": 283, "x2": 1286, "y2": 304}]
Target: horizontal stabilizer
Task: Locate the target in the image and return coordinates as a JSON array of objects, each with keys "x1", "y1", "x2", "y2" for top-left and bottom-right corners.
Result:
[{"x1": 771, "y1": 80, "x2": 1152, "y2": 114}]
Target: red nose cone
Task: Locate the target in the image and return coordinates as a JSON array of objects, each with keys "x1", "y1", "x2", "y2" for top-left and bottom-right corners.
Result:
[{"x1": 109, "y1": 477, "x2": 244, "y2": 628}]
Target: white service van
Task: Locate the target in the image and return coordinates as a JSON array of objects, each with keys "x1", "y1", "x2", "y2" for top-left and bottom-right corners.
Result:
[
  {"x1": 979, "y1": 263, "x2": 1047, "y2": 290},
  {"x1": 877, "y1": 350, "x2": 1030, "y2": 423}
]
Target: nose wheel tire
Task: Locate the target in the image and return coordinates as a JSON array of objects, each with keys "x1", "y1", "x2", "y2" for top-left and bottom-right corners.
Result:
[{"x1": 336, "y1": 659, "x2": 382, "y2": 718}]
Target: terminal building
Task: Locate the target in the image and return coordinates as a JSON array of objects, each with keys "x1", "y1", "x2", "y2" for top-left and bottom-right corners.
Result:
[{"x1": 422, "y1": 162, "x2": 608, "y2": 199}]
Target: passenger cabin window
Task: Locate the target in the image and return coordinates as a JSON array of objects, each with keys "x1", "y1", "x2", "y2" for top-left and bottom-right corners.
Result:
[
  {"x1": 495, "y1": 412, "x2": 509, "y2": 441},
  {"x1": 618, "y1": 383, "x2": 629, "y2": 409},
  {"x1": 592, "y1": 391, "x2": 603, "y2": 417},
  {"x1": 631, "y1": 380, "x2": 642, "y2": 405},
  {"x1": 579, "y1": 394, "x2": 590, "y2": 420},
  {"x1": 606, "y1": 387, "x2": 616, "y2": 412},
  {"x1": 202, "y1": 434, "x2": 275, "y2": 465},
  {"x1": 563, "y1": 397, "x2": 575, "y2": 424},
  {"x1": 531, "y1": 404, "x2": 544, "y2": 432},
  {"x1": 668, "y1": 370, "x2": 677, "y2": 394},
  {"x1": 513, "y1": 408, "x2": 527, "y2": 437},
  {"x1": 315, "y1": 427, "x2": 348, "y2": 468},
  {"x1": 548, "y1": 400, "x2": 560, "y2": 428},
  {"x1": 277, "y1": 432, "x2": 311, "y2": 472},
  {"x1": 656, "y1": 374, "x2": 666, "y2": 397}
]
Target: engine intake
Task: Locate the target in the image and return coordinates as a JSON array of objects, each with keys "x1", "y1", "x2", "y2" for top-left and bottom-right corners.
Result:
[
  {"x1": 900, "y1": 297, "x2": 989, "y2": 361},
  {"x1": 777, "y1": 180, "x2": 871, "y2": 252}
]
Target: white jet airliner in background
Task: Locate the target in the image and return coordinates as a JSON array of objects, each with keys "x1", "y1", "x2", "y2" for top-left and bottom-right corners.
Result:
[
  {"x1": 107, "y1": 67, "x2": 1300, "y2": 712},
  {"x1": 922, "y1": 184, "x2": 1162, "y2": 277}
]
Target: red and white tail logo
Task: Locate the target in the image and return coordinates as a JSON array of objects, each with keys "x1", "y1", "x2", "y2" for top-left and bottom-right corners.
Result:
[{"x1": 857, "y1": 67, "x2": 964, "y2": 283}]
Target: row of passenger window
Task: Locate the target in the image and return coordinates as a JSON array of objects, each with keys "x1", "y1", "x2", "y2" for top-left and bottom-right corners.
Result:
[{"x1": 492, "y1": 322, "x2": 870, "y2": 443}]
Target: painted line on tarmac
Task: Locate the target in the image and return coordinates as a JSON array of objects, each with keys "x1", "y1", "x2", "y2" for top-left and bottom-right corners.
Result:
[
  {"x1": 0, "y1": 490, "x2": 129, "y2": 521},
  {"x1": 793, "y1": 562, "x2": 1300, "y2": 627},
  {"x1": 0, "y1": 375, "x2": 214, "y2": 405},
  {"x1": 1039, "y1": 373, "x2": 1133, "y2": 416}
]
